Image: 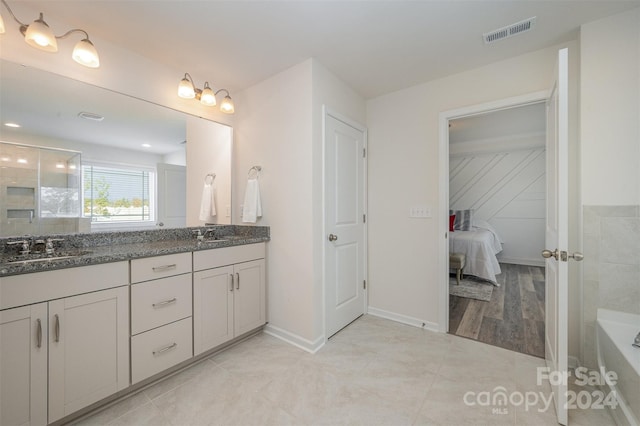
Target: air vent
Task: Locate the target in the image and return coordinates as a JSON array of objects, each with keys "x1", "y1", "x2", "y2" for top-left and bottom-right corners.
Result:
[
  {"x1": 483, "y1": 17, "x2": 536, "y2": 44},
  {"x1": 77, "y1": 111, "x2": 104, "y2": 121}
]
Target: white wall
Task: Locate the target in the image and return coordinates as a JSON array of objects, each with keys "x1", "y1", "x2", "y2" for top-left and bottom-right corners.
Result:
[
  {"x1": 233, "y1": 59, "x2": 365, "y2": 350},
  {"x1": 581, "y1": 8, "x2": 640, "y2": 206},
  {"x1": 185, "y1": 118, "x2": 232, "y2": 225},
  {"x1": 366, "y1": 42, "x2": 579, "y2": 336},
  {"x1": 449, "y1": 135, "x2": 546, "y2": 266},
  {"x1": 234, "y1": 60, "x2": 316, "y2": 346}
]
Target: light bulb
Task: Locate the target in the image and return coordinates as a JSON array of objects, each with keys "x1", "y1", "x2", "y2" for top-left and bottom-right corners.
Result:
[
  {"x1": 72, "y1": 39, "x2": 100, "y2": 68},
  {"x1": 24, "y1": 14, "x2": 57, "y2": 52},
  {"x1": 178, "y1": 75, "x2": 196, "y2": 99},
  {"x1": 200, "y1": 83, "x2": 216, "y2": 106},
  {"x1": 220, "y1": 95, "x2": 234, "y2": 114}
]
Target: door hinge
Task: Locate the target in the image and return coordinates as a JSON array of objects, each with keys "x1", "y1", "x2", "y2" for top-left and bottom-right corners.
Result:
[
  {"x1": 363, "y1": 148, "x2": 366, "y2": 158},
  {"x1": 363, "y1": 213, "x2": 366, "y2": 223},
  {"x1": 363, "y1": 280, "x2": 366, "y2": 290}
]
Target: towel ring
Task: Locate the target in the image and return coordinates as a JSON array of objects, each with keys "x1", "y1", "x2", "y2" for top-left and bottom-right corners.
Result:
[
  {"x1": 248, "y1": 166, "x2": 262, "y2": 179},
  {"x1": 205, "y1": 173, "x2": 216, "y2": 184}
]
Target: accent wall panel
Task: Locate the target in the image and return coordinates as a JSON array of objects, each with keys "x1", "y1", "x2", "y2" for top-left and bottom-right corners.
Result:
[{"x1": 450, "y1": 147, "x2": 545, "y2": 266}]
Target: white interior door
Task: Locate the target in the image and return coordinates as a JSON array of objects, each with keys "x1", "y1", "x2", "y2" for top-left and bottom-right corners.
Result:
[
  {"x1": 544, "y1": 47, "x2": 572, "y2": 426},
  {"x1": 325, "y1": 111, "x2": 366, "y2": 338},
  {"x1": 157, "y1": 163, "x2": 186, "y2": 228}
]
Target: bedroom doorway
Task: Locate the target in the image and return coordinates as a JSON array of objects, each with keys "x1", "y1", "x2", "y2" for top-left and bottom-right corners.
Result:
[{"x1": 444, "y1": 99, "x2": 547, "y2": 358}]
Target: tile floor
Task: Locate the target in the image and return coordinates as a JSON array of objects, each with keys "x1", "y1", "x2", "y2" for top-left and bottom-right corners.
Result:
[{"x1": 73, "y1": 315, "x2": 618, "y2": 426}]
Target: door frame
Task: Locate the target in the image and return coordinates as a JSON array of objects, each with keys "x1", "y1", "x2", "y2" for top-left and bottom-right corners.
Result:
[
  {"x1": 437, "y1": 90, "x2": 549, "y2": 333},
  {"x1": 322, "y1": 105, "x2": 368, "y2": 342}
]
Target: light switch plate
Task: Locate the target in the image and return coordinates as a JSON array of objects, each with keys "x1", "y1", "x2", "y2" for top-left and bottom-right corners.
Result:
[{"x1": 409, "y1": 206, "x2": 432, "y2": 218}]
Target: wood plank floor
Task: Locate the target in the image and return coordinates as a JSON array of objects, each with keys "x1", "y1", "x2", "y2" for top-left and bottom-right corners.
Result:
[{"x1": 448, "y1": 263, "x2": 545, "y2": 358}]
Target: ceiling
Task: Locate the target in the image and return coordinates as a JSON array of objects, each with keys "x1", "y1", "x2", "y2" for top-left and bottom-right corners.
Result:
[
  {"x1": 449, "y1": 102, "x2": 546, "y2": 144},
  {"x1": 15, "y1": 0, "x2": 640, "y2": 99}
]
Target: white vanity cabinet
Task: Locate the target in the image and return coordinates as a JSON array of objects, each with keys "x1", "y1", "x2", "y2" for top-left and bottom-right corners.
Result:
[
  {"x1": 48, "y1": 286, "x2": 129, "y2": 422},
  {"x1": 193, "y1": 243, "x2": 266, "y2": 355},
  {"x1": 0, "y1": 303, "x2": 48, "y2": 426},
  {"x1": 130, "y1": 253, "x2": 193, "y2": 384},
  {"x1": 0, "y1": 262, "x2": 130, "y2": 425}
]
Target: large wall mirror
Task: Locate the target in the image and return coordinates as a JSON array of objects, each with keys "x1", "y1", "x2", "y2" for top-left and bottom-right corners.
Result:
[{"x1": 0, "y1": 59, "x2": 232, "y2": 238}]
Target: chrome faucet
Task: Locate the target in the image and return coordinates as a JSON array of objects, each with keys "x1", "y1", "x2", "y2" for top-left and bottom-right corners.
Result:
[
  {"x1": 633, "y1": 332, "x2": 640, "y2": 348},
  {"x1": 45, "y1": 238, "x2": 64, "y2": 255},
  {"x1": 7, "y1": 239, "x2": 31, "y2": 255}
]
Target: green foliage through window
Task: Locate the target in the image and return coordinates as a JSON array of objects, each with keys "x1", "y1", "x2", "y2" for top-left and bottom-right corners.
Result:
[{"x1": 82, "y1": 165, "x2": 153, "y2": 222}]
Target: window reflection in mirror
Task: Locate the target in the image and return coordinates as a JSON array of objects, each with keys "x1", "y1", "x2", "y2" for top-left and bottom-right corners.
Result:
[{"x1": 0, "y1": 59, "x2": 233, "y2": 237}]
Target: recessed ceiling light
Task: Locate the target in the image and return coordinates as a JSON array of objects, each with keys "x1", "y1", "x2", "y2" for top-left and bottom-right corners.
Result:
[
  {"x1": 4, "y1": 122, "x2": 21, "y2": 128},
  {"x1": 141, "y1": 143, "x2": 151, "y2": 148}
]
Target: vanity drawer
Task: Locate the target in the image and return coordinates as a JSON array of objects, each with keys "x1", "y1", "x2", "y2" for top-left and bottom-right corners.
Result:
[
  {"x1": 131, "y1": 252, "x2": 192, "y2": 283},
  {"x1": 193, "y1": 243, "x2": 265, "y2": 271},
  {"x1": 131, "y1": 273, "x2": 192, "y2": 335},
  {"x1": 131, "y1": 317, "x2": 192, "y2": 384}
]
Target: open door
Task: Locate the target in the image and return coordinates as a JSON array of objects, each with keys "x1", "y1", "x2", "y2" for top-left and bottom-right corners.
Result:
[{"x1": 543, "y1": 47, "x2": 582, "y2": 426}]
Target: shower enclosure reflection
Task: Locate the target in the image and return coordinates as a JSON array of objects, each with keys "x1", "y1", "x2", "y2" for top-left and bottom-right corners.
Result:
[{"x1": 0, "y1": 142, "x2": 85, "y2": 237}]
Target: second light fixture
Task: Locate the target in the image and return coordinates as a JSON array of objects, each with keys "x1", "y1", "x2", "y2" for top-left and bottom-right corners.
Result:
[{"x1": 178, "y1": 73, "x2": 234, "y2": 114}]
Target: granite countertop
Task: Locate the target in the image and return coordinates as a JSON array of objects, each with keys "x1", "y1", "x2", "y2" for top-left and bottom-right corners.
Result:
[{"x1": 0, "y1": 226, "x2": 269, "y2": 277}]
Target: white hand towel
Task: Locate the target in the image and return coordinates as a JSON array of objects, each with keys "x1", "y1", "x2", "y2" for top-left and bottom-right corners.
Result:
[
  {"x1": 242, "y1": 178, "x2": 262, "y2": 223},
  {"x1": 199, "y1": 183, "x2": 216, "y2": 221}
]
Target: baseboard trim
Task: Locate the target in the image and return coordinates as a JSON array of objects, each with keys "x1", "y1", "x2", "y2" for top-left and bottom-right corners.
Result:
[
  {"x1": 367, "y1": 306, "x2": 440, "y2": 333},
  {"x1": 498, "y1": 257, "x2": 545, "y2": 267},
  {"x1": 263, "y1": 323, "x2": 325, "y2": 354}
]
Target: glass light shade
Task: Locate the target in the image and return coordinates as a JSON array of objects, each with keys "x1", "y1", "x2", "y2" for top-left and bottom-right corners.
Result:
[
  {"x1": 220, "y1": 95, "x2": 234, "y2": 114},
  {"x1": 178, "y1": 77, "x2": 196, "y2": 99},
  {"x1": 0, "y1": 14, "x2": 5, "y2": 34},
  {"x1": 24, "y1": 16, "x2": 58, "y2": 52},
  {"x1": 200, "y1": 84, "x2": 216, "y2": 106},
  {"x1": 72, "y1": 39, "x2": 100, "y2": 68}
]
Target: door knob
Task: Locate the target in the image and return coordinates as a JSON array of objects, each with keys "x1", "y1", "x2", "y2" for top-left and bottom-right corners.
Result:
[
  {"x1": 328, "y1": 234, "x2": 338, "y2": 242},
  {"x1": 541, "y1": 249, "x2": 558, "y2": 260},
  {"x1": 567, "y1": 251, "x2": 584, "y2": 261}
]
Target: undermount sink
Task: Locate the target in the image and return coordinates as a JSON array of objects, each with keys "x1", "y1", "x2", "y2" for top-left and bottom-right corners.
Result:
[
  {"x1": 200, "y1": 238, "x2": 230, "y2": 243},
  {"x1": 3, "y1": 251, "x2": 92, "y2": 264}
]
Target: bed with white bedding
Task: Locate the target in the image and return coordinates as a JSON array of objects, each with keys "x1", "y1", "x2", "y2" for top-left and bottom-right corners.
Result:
[{"x1": 449, "y1": 221, "x2": 503, "y2": 285}]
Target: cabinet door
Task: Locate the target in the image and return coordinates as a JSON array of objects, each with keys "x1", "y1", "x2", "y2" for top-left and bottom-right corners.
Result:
[
  {"x1": 234, "y1": 259, "x2": 266, "y2": 336},
  {"x1": 48, "y1": 286, "x2": 129, "y2": 423},
  {"x1": 0, "y1": 303, "x2": 48, "y2": 426},
  {"x1": 193, "y1": 266, "x2": 234, "y2": 355}
]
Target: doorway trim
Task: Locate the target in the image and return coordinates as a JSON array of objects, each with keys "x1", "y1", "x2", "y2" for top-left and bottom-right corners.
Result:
[
  {"x1": 322, "y1": 105, "x2": 368, "y2": 343},
  {"x1": 437, "y1": 90, "x2": 549, "y2": 333}
]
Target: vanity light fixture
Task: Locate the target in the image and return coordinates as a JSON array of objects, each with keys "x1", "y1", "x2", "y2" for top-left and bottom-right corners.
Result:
[
  {"x1": 178, "y1": 73, "x2": 235, "y2": 114},
  {"x1": 0, "y1": 0, "x2": 100, "y2": 68}
]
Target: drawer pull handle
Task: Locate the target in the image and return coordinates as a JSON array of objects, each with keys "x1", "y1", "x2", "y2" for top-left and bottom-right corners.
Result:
[
  {"x1": 230, "y1": 274, "x2": 234, "y2": 292},
  {"x1": 152, "y1": 298, "x2": 177, "y2": 308},
  {"x1": 236, "y1": 272, "x2": 240, "y2": 290},
  {"x1": 153, "y1": 342, "x2": 178, "y2": 356},
  {"x1": 152, "y1": 264, "x2": 177, "y2": 272},
  {"x1": 36, "y1": 319, "x2": 42, "y2": 348},
  {"x1": 54, "y1": 314, "x2": 60, "y2": 342}
]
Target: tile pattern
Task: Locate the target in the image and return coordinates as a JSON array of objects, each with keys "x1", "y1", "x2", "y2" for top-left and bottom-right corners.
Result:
[
  {"x1": 582, "y1": 205, "x2": 640, "y2": 369},
  {"x1": 72, "y1": 315, "x2": 615, "y2": 426},
  {"x1": 450, "y1": 263, "x2": 546, "y2": 358}
]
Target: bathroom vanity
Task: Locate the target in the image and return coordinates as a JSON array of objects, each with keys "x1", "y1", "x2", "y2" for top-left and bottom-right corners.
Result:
[{"x1": 0, "y1": 226, "x2": 268, "y2": 426}]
